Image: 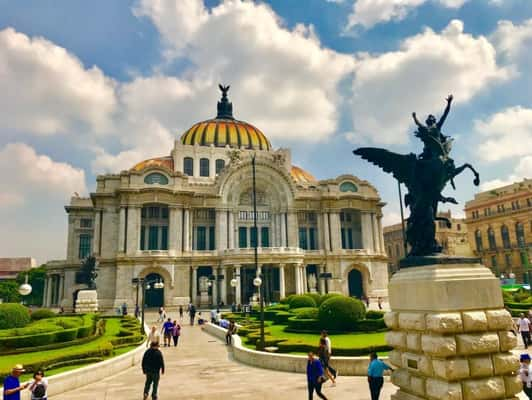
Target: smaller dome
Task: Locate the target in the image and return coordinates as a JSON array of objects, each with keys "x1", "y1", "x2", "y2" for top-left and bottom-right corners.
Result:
[
  {"x1": 131, "y1": 156, "x2": 173, "y2": 172},
  {"x1": 291, "y1": 165, "x2": 317, "y2": 185}
]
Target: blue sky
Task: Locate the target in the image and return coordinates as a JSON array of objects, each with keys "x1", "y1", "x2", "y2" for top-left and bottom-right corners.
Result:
[{"x1": 0, "y1": 0, "x2": 531, "y2": 263}]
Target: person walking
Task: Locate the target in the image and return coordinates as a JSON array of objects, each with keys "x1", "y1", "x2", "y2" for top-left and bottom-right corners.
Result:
[
  {"x1": 226, "y1": 320, "x2": 236, "y2": 345},
  {"x1": 146, "y1": 325, "x2": 160, "y2": 348},
  {"x1": 306, "y1": 352, "x2": 328, "y2": 400},
  {"x1": 377, "y1": 297, "x2": 383, "y2": 310},
  {"x1": 172, "y1": 320, "x2": 181, "y2": 347},
  {"x1": 189, "y1": 304, "x2": 196, "y2": 326},
  {"x1": 158, "y1": 306, "x2": 164, "y2": 322},
  {"x1": 320, "y1": 331, "x2": 337, "y2": 379},
  {"x1": 142, "y1": 342, "x2": 165, "y2": 400},
  {"x1": 3, "y1": 364, "x2": 30, "y2": 400},
  {"x1": 317, "y1": 338, "x2": 336, "y2": 385},
  {"x1": 519, "y1": 313, "x2": 531, "y2": 349},
  {"x1": 367, "y1": 352, "x2": 393, "y2": 400},
  {"x1": 161, "y1": 318, "x2": 174, "y2": 347},
  {"x1": 520, "y1": 353, "x2": 532, "y2": 399},
  {"x1": 28, "y1": 370, "x2": 48, "y2": 400},
  {"x1": 179, "y1": 305, "x2": 184, "y2": 321}
]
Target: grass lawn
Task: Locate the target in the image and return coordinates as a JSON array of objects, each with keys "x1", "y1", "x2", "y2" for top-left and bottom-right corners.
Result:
[{"x1": 1, "y1": 318, "x2": 143, "y2": 381}]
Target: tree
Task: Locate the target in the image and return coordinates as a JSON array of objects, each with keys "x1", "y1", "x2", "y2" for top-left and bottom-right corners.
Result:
[
  {"x1": 0, "y1": 280, "x2": 21, "y2": 303},
  {"x1": 16, "y1": 266, "x2": 46, "y2": 306}
]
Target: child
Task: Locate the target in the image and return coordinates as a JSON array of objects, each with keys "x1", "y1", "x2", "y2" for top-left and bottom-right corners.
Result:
[
  {"x1": 29, "y1": 370, "x2": 48, "y2": 400},
  {"x1": 520, "y1": 354, "x2": 532, "y2": 399}
]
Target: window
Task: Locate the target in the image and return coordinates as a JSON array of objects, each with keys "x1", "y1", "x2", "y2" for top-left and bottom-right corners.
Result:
[
  {"x1": 457, "y1": 224, "x2": 461, "y2": 231},
  {"x1": 215, "y1": 159, "x2": 225, "y2": 174},
  {"x1": 261, "y1": 227, "x2": 269, "y2": 247},
  {"x1": 161, "y1": 226, "x2": 168, "y2": 250},
  {"x1": 505, "y1": 253, "x2": 512, "y2": 267},
  {"x1": 148, "y1": 226, "x2": 159, "y2": 250},
  {"x1": 209, "y1": 226, "x2": 215, "y2": 250},
  {"x1": 78, "y1": 234, "x2": 92, "y2": 259},
  {"x1": 488, "y1": 228, "x2": 496, "y2": 250},
  {"x1": 501, "y1": 225, "x2": 511, "y2": 249},
  {"x1": 250, "y1": 227, "x2": 258, "y2": 248},
  {"x1": 238, "y1": 227, "x2": 247, "y2": 248},
  {"x1": 144, "y1": 173, "x2": 169, "y2": 185},
  {"x1": 339, "y1": 182, "x2": 358, "y2": 192},
  {"x1": 516, "y1": 223, "x2": 526, "y2": 247},
  {"x1": 309, "y1": 228, "x2": 316, "y2": 250},
  {"x1": 196, "y1": 227, "x2": 206, "y2": 250},
  {"x1": 140, "y1": 227, "x2": 145, "y2": 250},
  {"x1": 395, "y1": 244, "x2": 400, "y2": 257},
  {"x1": 80, "y1": 218, "x2": 92, "y2": 228},
  {"x1": 299, "y1": 228, "x2": 308, "y2": 250},
  {"x1": 199, "y1": 158, "x2": 210, "y2": 177},
  {"x1": 475, "y1": 230, "x2": 483, "y2": 251},
  {"x1": 340, "y1": 209, "x2": 362, "y2": 249},
  {"x1": 183, "y1": 157, "x2": 193, "y2": 176}
]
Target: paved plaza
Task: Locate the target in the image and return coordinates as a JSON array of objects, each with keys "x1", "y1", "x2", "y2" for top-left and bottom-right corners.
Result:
[{"x1": 53, "y1": 314, "x2": 396, "y2": 400}]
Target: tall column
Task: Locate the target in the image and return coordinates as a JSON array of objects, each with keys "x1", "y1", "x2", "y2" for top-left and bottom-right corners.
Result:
[
  {"x1": 295, "y1": 264, "x2": 302, "y2": 294},
  {"x1": 371, "y1": 213, "x2": 380, "y2": 253},
  {"x1": 220, "y1": 267, "x2": 227, "y2": 305},
  {"x1": 183, "y1": 209, "x2": 191, "y2": 252},
  {"x1": 215, "y1": 209, "x2": 228, "y2": 250},
  {"x1": 59, "y1": 274, "x2": 65, "y2": 305},
  {"x1": 361, "y1": 212, "x2": 374, "y2": 251},
  {"x1": 302, "y1": 266, "x2": 308, "y2": 293},
  {"x1": 191, "y1": 266, "x2": 198, "y2": 305},
  {"x1": 228, "y1": 211, "x2": 235, "y2": 249},
  {"x1": 168, "y1": 206, "x2": 179, "y2": 255},
  {"x1": 318, "y1": 264, "x2": 326, "y2": 294},
  {"x1": 43, "y1": 277, "x2": 49, "y2": 307},
  {"x1": 47, "y1": 276, "x2": 53, "y2": 307},
  {"x1": 117, "y1": 206, "x2": 126, "y2": 253},
  {"x1": 287, "y1": 211, "x2": 298, "y2": 248},
  {"x1": 279, "y1": 264, "x2": 286, "y2": 299},
  {"x1": 322, "y1": 212, "x2": 331, "y2": 252},
  {"x1": 329, "y1": 212, "x2": 342, "y2": 251},
  {"x1": 93, "y1": 209, "x2": 101, "y2": 256},
  {"x1": 280, "y1": 212, "x2": 287, "y2": 247},
  {"x1": 126, "y1": 206, "x2": 140, "y2": 255},
  {"x1": 377, "y1": 215, "x2": 385, "y2": 254},
  {"x1": 235, "y1": 265, "x2": 242, "y2": 305},
  {"x1": 317, "y1": 212, "x2": 324, "y2": 250}
]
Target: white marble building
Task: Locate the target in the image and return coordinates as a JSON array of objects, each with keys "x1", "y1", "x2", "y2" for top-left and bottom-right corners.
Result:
[{"x1": 44, "y1": 88, "x2": 388, "y2": 310}]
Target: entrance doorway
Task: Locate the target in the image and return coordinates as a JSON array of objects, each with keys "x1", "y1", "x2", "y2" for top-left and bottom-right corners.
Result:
[
  {"x1": 348, "y1": 269, "x2": 364, "y2": 298},
  {"x1": 145, "y1": 273, "x2": 164, "y2": 307}
]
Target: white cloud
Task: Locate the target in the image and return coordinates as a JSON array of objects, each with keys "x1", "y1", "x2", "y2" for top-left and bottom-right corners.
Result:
[
  {"x1": 0, "y1": 143, "x2": 87, "y2": 208},
  {"x1": 349, "y1": 20, "x2": 509, "y2": 145},
  {"x1": 0, "y1": 28, "x2": 117, "y2": 136},
  {"x1": 133, "y1": 0, "x2": 355, "y2": 143},
  {"x1": 346, "y1": 0, "x2": 468, "y2": 30},
  {"x1": 382, "y1": 210, "x2": 402, "y2": 226},
  {"x1": 475, "y1": 106, "x2": 532, "y2": 161},
  {"x1": 480, "y1": 156, "x2": 532, "y2": 190},
  {"x1": 491, "y1": 19, "x2": 532, "y2": 65}
]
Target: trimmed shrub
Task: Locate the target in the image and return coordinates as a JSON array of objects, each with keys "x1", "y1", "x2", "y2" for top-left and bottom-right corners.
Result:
[
  {"x1": 354, "y1": 319, "x2": 387, "y2": 332},
  {"x1": 30, "y1": 309, "x2": 56, "y2": 321},
  {"x1": 275, "y1": 340, "x2": 391, "y2": 356},
  {"x1": 55, "y1": 328, "x2": 79, "y2": 342},
  {"x1": 263, "y1": 310, "x2": 280, "y2": 321},
  {"x1": 318, "y1": 293, "x2": 341, "y2": 306},
  {"x1": 288, "y1": 295, "x2": 317, "y2": 309},
  {"x1": 265, "y1": 304, "x2": 290, "y2": 311},
  {"x1": 286, "y1": 316, "x2": 321, "y2": 332},
  {"x1": 292, "y1": 307, "x2": 319, "y2": 320},
  {"x1": 365, "y1": 310, "x2": 385, "y2": 320},
  {"x1": 0, "y1": 303, "x2": 30, "y2": 329},
  {"x1": 306, "y1": 293, "x2": 322, "y2": 306},
  {"x1": 280, "y1": 295, "x2": 296, "y2": 305},
  {"x1": 0, "y1": 331, "x2": 58, "y2": 349},
  {"x1": 318, "y1": 296, "x2": 365, "y2": 331},
  {"x1": 47, "y1": 357, "x2": 104, "y2": 370},
  {"x1": 272, "y1": 311, "x2": 292, "y2": 324}
]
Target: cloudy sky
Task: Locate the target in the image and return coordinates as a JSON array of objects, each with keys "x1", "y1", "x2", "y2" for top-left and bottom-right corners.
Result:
[{"x1": 1, "y1": 0, "x2": 531, "y2": 263}]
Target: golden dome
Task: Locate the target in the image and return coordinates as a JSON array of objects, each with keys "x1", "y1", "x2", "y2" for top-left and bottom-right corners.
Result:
[
  {"x1": 291, "y1": 165, "x2": 317, "y2": 184},
  {"x1": 179, "y1": 84, "x2": 271, "y2": 151},
  {"x1": 131, "y1": 156, "x2": 173, "y2": 172}
]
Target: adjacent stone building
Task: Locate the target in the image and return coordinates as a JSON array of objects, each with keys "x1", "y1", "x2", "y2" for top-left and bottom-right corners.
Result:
[
  {"x1": 384, "y1": 210, "x2": 472, "y2": 273},
  {"x1": 45, "y1": 88, "x2": 388, "y2": 310},
  {"x1": 464, "y1": 178, "x2": 532, "y2": 282},
  {"x1": 0, "y1": 257, "x2": 37, "y2": 280}
]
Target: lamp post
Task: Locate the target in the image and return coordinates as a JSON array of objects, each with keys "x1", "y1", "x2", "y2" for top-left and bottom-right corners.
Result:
[
  {"x1": 253, "y1": 275, "x2": 265, "y2": 350},
  {"x1": 133, "y1": 277, "x2": 164, "y2": 335},
  {"x1": 230, "y1": 277, "x2": 238, "y2": 309},
  {"x1": 18, "y1": 274, "x2": 32, "y2": 305}
]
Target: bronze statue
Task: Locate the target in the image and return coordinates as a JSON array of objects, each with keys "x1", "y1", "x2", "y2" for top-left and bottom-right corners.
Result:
[
  {"x1": 79, "y1": 255, "x2": 98, "y2": 289},
  {"x1": 354, "y1": 95, "x2": 480, "y2": 258}
]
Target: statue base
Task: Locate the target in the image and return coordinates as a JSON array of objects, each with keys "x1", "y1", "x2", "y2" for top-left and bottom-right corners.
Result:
[
  {"x1": 199, "y1": 291, "x2": 210, "y2": 307},
  {"x1": 386, "y1": 259, "x2": 520, "y2": 400},
  {"x1": 75, "y1": 290, "x2": 99, "y2": 313}
]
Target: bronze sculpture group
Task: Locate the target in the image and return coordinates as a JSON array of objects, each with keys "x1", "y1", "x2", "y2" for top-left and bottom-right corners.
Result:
[{"x1": 354, "y1": 95, "x2": 480, "y2": 258}]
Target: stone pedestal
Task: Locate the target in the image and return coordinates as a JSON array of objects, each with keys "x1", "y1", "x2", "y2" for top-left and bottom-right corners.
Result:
[
  {"x1": 75, "y1": 290, "x2": 99, "y2": 313},
  {"x1": 385, "y1": 257, "x2": 520, "y2": 400},
  {"x1": 199, "y1": 291, "x2": 210, "y2": 307}
]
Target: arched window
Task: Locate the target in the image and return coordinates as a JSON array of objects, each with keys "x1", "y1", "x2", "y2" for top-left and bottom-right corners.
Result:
[
  {"x1": 501, "y1": 225, "x2": 511, "y2": 249},
  {"x1": 488, "y1": 228, "x2": 496, "y2": 250},
  {"x1": 183, "y1": 157, "x2": 193, "y2": 176},
  {"x1": 340, "y1": 181, "x2": 358, "y2": 192},
  {"x1": 215, "y1": 159, "x2": 225, "y2": 174},
  {"x1": 200, "y1": 158, "x2": 209, "y2": 177},
  {"x1": 516, "y1": 222, "x2": 526, "y2": 247},
  {"x1": 144, "y1": 173, "x2": 169, "y2": 185},
  {"x1": 475, "y1": 230, "x2": 483, "y2": 251}
]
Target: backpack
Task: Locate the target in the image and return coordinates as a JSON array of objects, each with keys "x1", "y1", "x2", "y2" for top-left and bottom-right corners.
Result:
[{"x1": 33, "y1": 383, "x2": 46, "y2": 399}]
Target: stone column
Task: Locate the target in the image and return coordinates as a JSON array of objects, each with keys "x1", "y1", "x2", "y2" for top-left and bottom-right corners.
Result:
[
  {"x1": 228, "y1": 211, "x2": 235, "y2": 249},
  {"x1": 235, "y1": 265, "x2": 242, "y2": 305},
  {"x1": 43, "y1": 277, "x2": 49, "y2": 307},
  {"x1": 287, "y1": 211, "x2": 298, "y2": 248},
  {"x1": 322, "y1": 212, "x2": 331, "y2": 252},
  {"x1": 59, "y1": 273, "x2": 65, "y2": 305},
  {"x1": 220, "y1": 267, "x2": 227, "y2": 305},
  {"x1": 329, "y1": 212, "x2": 342, "y2": 251},
  {"x1": 126, "y1": 206, "x2": 140, "y2": 255},
  {"x1": 46, "y1": 276, "x2": 53, "y2": 307},
  {"x1": 191, "y1": 266, "x2": 198, "y2": 305},
  {"x1": 385, "y1": 259, "x2": 520, "y2": 400},
  {"x1": 279, "y1": 264, "x2": 286, "y2": 299},
  {"x1": 318, "y1": 264, "x2": 326, "y2": 294},
  {"x1": 169, "y1": 206, "x2": 181, "y2": 256},
  {"x1": 371, "y1": 213, "x2": 379, "y2": 253},
  {"x1": 93, "y1": 209, "x2": 101, "y2": 256},
  {"x1": 361, "y1": 212, "x2": 374, "y2": 252},
  {"x1": 280, "y1": 212, "x2": 287, "y2": 247},
  {"x1": 316, "y1": 212, "x2": 324, "y2": 250},
  {"x1": 117, "y1": 206, "x2": 126, "y2": 253},
  {"x1": 377, "y1": 215, "x2": 385, "y2": 254},
  {"x1": 183, "y1": 209, "x2": 191, "y2": 252},
  {"x1": 215, "y1": 209, "x2": 228, "y2": 250},
  {"x1": 295, "y1": 264, "x2": 302, "y2": 294}
]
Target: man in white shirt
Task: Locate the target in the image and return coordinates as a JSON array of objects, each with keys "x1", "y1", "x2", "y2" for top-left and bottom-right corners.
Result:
[
  {"x1": 320, "y1": 330, "x2": 337, "y2": 379},
  {"x1": 518, "y1": 313, "x2": 531, "y2": 349},
  {"x1": 520, "y1": 353, "x2": 532, "y2": 398}
]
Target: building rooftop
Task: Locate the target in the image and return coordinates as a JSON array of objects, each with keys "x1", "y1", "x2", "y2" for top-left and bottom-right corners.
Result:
[{"x1": 0, "y1": 257, "x2": 37, "y2": 280}]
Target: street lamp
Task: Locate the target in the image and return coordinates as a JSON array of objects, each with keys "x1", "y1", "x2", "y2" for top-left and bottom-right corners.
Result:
[
  {"x1": 253, "y1": 275, "x2": 265, "y2": 350},
  {"x1": 230, "y1": 277, "x2": 238, "y2": 309},
  {"x1": 132, "y1": 277, "x2": 165, "y2": 335},
  {"x1": 18, "y1": 274, "x2": 32, "y2": 298}
]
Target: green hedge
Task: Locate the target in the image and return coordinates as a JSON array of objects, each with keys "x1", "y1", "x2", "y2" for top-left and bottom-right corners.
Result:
[
  {"x1": 272, "y1": 311, "x2": 292, "y2": 324},
  {"x1": 318, "y1": 293, "x2": 341, "y2": 306},
  {"x1": 365, "y1": 310, "x2": 385, "y2": 320},
  {"x1": 30, "y1": 309, "x2": 56, "y2": 321},
  {"x1": 46, "y1": 357, "x2": 104, "y2": 370},
  {"x1": 276, "y1": 340, "x2": 391, "y2": 356},
  {"x1": 280, "y1": 295, "x2": 296, "y2": 304},
  {"x1": 354, "y1": 319, "x2": 387, "y2": 332},
  {"x1": 286, "y1": 316, "x2": 321, "y2": 331},
  {"x1": 0, "y1": 304, "x2": 30, "y2": 329},
  {"x1": 505, "y1": 302, "x2": 532, "y2": 309},
  {"x1": 288, "y1": 295, "x2": 317, "y2": 309},
  {"x1": 318, "y1": 296, "x2": 365, "y2": 331},
  {"x1": 305, "y1": 293, "x2": 322, "y2": 306},
  {"x1": 265, "y1": 304, "x2": 290, "y2": 311},
  {"x1": 292, "y1": 307, "x2": 319, "y2": 320}
]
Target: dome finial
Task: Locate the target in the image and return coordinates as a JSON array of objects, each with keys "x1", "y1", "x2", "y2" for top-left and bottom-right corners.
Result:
[{"x1": 217, "y1": 84, "x2": 234, "y2": 119}]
